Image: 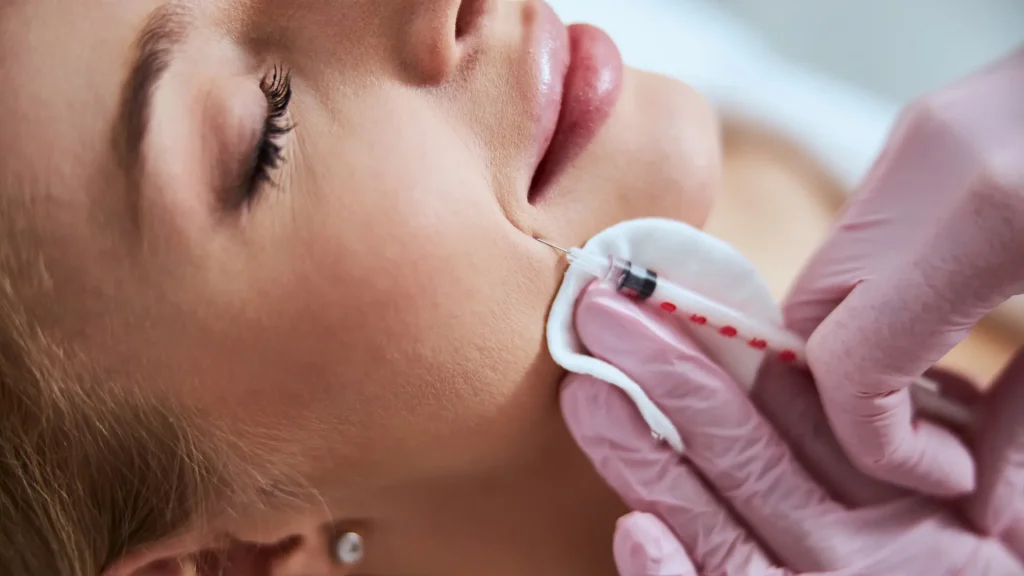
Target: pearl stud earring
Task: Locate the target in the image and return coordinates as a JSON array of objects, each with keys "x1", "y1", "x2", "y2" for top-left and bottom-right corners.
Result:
[{"x1": 334, "y1": 531, "x2": 365, "y2": 566}]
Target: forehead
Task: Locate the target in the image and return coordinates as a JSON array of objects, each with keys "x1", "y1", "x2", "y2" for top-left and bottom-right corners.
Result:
[
  {"x1": 0, "y1": 0, "x2": 171, "y2": 305},
  {"x1": 0, "y1": 0, "x2": 164, "y2": 196},
  {"x1": 0, "y1": 0, "x2": 163, "y2": 146},
  {"x1": 0, "y1": 0, "x2": 167, "y2": 252}
]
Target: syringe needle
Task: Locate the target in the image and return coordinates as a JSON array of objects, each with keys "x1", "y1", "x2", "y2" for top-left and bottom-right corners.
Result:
[{"x1": 534, "y1": 237, "x2": 570, "y2": 255}]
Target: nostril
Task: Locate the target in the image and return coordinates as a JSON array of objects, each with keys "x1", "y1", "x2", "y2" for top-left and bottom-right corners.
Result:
[{"x1": 455, "y1": 0, "x2": 488, "y2": 41}]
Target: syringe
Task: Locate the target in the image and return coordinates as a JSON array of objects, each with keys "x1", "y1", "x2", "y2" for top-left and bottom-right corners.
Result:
[{"x1": 536, "y1": 238, "x2": 974, "y2": 429}]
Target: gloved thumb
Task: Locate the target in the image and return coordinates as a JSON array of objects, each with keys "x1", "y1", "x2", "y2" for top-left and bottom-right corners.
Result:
[
  {"x1": 614, "y1": 512, "x2": 697, "y2": 576},
  {"x1": 613, "y1": 513, "x2": 802, "y2": 576},
  {"x1": 965, "y1": 349, "x2": 1024, "y2": 557}
]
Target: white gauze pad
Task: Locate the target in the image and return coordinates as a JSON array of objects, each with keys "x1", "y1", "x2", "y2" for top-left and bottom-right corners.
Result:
[{"x1": 546, "y1": 218, "x2": 780, "y2": 453}]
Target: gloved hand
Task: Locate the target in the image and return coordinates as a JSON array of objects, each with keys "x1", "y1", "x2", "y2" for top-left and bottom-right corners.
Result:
[
  {"x1": 782, "y1": 47, "x2": 1024, "y2": 496},
  {"x1": 561, "y1": 286, "x2": 1024, "y2": 575}
]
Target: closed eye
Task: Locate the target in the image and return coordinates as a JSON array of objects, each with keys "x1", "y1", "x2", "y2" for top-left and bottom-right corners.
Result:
[{"x1": 236, "y1": 65, "x2": 294, "y2": 209}]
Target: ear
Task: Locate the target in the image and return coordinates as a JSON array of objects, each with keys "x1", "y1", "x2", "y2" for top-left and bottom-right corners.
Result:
[
  {"x1": 102, "y1": 534, "x2": 202, "y2": 576},
  {"x1": 103, "y1": 531, "x2": 326, "y2": 576}
]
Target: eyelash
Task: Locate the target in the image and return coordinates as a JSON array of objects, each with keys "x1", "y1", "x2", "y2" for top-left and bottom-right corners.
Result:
[{"x1": 243, "y1": 66, "x2": 294, "y2": 205}]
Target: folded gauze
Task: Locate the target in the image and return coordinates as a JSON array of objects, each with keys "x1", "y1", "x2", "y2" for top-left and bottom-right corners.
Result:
[{"x1": 546, "y1": 218, "x2": 781, "y2": 453}]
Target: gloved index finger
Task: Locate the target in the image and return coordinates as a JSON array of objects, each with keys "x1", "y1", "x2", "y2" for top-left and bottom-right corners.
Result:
[{"x1": 574, "y1": 286, "x2": 845, "y2": 572}]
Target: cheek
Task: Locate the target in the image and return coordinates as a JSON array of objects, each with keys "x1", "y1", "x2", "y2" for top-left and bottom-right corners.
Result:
[
  {"x1": 230, "y1": 104, "x2": 562, "y2": 476},
  {"x1": 631, "y1": 70, "x2": 720, "y2": 220},
  {"x1": 300, "y1": 185, "x2": 548, "y2": 398},
  {"x1": 282, "y1": 211, "x2": 558, "y2": 478}
]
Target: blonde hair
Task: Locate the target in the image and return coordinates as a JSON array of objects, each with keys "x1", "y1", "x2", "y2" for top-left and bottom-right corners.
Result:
[{"x1": 0, "y1": 208, "x2": 224, "y2": 575}]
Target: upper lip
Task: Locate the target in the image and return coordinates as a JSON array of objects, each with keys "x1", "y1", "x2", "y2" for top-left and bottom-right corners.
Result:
[{"x1": 527, "y1": 3, "x2": 570, "y2": 198}]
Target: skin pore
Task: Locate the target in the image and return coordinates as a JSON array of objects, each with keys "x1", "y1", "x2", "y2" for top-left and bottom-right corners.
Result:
[{"x1": 0, "y1": 1, "x2": 718, "y2": 574}]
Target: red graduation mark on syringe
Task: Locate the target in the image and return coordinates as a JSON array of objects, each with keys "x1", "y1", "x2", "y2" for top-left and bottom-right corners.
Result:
[
  {"x1": 658, "y1": 299, "x2": 800, "y2": 364},
  {"x1": 531, "y1": 236, "x2": 802, "y2": 365}
]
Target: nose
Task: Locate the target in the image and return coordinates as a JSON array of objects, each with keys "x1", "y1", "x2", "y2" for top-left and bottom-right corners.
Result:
[{"x1": 402, "y1": 0, "x2": 493, "y2": 85}]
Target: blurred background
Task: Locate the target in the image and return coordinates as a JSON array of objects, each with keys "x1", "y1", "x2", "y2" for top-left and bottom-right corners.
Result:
[
  {"x1": 720, "y1": 0, "x2": 1024, "y2": 103},
  {"x1": 716, "y1": 0, "x2": 1024, "y2": 382}
]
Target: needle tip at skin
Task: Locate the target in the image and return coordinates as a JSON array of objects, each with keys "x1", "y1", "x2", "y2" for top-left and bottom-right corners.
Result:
[{"x1": 534, "y1": 237, "x2": 570, "y2": 254}]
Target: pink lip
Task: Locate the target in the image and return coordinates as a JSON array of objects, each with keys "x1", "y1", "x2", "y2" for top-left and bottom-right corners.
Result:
[{"x1": 528, "y1": 2, "x2": 624, "y2": 203}]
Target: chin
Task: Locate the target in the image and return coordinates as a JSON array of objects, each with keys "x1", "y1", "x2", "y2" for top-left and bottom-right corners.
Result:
[{"x1": 627, "y1": 68, "x2": 722, "y2": 229}]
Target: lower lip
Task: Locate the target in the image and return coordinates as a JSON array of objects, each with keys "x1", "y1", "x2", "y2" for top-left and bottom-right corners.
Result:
[{"x1": 529, "y1": 22, "x2": 624, "y2": 202}]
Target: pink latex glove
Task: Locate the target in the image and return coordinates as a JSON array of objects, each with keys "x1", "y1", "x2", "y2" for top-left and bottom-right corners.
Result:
[
  {"x1": 782, "y1": 47, "x2": 1024, "y2": 496},
  {"x1": 561, "y1": 286, "x2": 1024, "y2": 575}
]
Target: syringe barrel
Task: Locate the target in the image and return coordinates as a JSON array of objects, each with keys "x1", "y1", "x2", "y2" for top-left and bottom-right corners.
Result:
[
  {"x1": 590, "y1": 254, "x2": 975, "y2": 430},
  {"x1": 610, "y1": 257, "x2": 658, "y2": 300}
]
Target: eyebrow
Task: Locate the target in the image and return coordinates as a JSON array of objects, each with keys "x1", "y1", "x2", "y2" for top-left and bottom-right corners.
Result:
[{"x1": 114, "y1": 3, "x2": 192, "y2": 176}]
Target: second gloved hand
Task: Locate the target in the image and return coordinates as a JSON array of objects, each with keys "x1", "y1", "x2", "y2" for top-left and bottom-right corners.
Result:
[
  {"x1": 561, "y1": 285, "x2": 1023, "y2": 575},
  {"x1": 783, "y1": 48, "x2": 1024, "y2": 496}
]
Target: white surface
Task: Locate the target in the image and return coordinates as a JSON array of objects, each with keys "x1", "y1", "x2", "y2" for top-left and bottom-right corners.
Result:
[{"x1": 719, "y1": 0, "x2": 1024, "y2": 103}]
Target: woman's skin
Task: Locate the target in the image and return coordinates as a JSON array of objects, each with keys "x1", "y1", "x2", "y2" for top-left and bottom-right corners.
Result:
[{"x1": 0, "y1": 0, "x2": 718, "y2": 574}]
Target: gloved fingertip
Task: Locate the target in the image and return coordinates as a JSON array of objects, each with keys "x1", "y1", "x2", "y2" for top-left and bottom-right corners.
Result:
[
  {"x1": 945, "y1": 466, "x2": 978, "y2": 497},
  {"x1": 575, "y1": 283, "x2": 640, "y2": 335},
  {"x1": 925, "y1": 422, "x2": 979, "y2": 496},
  {"x1": 559, "y1": 372, "x2": 595, "y2": 402},
  {"x1": 559, "y1": 375, "x2": 595, "y2": 434},
  {"x1": 559, "y1": 374, "x2": 616, "y2": 420},
  {"x1": 883, "y1": 421, "x2": 978, "y2": 496},
  {"x1": 580, "y1": 281, "x2": 621, "y2": 300},
  {"x1": 559, "y1": 374, "x2": 645, "y2": 446},
  {"x1": 575, "y1": 281, "x2": 704, "y2": 364},
  {"x1": 614, "y1": 512, "x2": 696, "y2": 576}
]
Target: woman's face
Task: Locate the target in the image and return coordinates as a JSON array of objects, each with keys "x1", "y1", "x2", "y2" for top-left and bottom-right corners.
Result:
[{"x1": 0, "y1": 0, "x2": 717, "y2": 514}]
